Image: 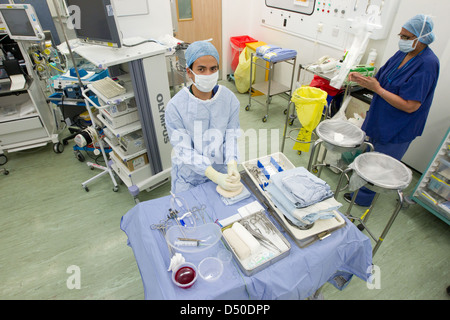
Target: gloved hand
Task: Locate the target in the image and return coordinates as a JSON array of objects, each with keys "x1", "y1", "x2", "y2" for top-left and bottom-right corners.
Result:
[
  {"x1": 205, "y1": 166, "x2": 241, "y2": 191},
  {"x1": 227, "y1": 160, "x2": 240, "y2": 183}
]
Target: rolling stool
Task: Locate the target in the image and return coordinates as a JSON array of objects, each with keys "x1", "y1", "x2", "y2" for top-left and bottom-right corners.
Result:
[
  {"x1": 307, "y1": 119, "x2": 374, "y2": 191},
  {"x1": 335, "y1": 152, "x2": 413, "y2": 257}
]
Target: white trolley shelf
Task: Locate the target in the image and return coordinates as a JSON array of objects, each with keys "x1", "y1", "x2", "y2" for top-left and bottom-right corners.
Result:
[
  {"x1": 76, "y1": 41, "x2": 172, "y2": 202},
  {"x1": 0, "y1": 78, "x2": 60, "y2": 165}
]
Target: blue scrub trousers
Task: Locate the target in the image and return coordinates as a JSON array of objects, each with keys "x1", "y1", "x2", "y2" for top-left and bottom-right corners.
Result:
[{"x1": 351, "y1": 140, "x2": 411, "y2": 207}]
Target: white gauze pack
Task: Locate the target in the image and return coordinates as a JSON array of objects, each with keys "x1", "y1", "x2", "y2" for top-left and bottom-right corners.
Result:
[
  {"x1": 231, "y1": 222, "x2": 261, "y2": 255},
  {"x1": 223, "y1": 228, "x2": 251, "y2": 260}
]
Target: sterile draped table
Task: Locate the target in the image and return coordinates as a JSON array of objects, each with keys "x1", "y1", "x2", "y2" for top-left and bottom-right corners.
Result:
[{"x1": 120, "y1": 181, "x2": 372, "y2": 300}]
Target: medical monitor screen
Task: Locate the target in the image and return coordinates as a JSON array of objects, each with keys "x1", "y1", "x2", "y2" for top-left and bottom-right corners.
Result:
[
  {"x1": 0, "y1": 9, "x2": 35, "y2": 38},
  {"x1": 65, "y1": 0, "x2": 121, "y2": 47}
]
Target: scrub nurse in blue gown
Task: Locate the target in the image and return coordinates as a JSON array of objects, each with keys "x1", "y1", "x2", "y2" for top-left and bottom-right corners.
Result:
[
  {"x1": 165, "y1": 41, "x2": 242, "y2": 194},
  {"x1": 344, "y1": 14, "x2": 440, "y2": 206}
]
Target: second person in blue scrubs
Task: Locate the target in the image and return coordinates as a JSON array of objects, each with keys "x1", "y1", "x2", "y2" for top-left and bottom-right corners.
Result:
[{"x1": 345, "y1": 14, "x2": 440, "y2": 206}]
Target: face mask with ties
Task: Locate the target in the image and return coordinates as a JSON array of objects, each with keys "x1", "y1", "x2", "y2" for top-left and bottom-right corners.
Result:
[{"x1": 190, "y1": 70, "x2": 219, "y2": 93}]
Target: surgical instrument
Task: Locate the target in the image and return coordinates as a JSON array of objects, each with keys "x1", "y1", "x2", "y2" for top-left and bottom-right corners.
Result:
[{"x1": 241, "y1": 219, "x2": 281, "y2": 253}]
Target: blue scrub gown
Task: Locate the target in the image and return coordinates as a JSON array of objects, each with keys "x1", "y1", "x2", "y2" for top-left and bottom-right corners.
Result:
[
  {"x1": 165, "y1": 85, "x2": 241, "y2": 193},
  {"x1": 353, "y1": 46, "x2": 440, "y2": 206}
]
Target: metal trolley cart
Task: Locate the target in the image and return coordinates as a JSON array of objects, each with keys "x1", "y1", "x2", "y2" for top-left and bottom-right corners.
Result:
[{"x1": 245, "y1": 52, "x2": 296, "y2": 123}]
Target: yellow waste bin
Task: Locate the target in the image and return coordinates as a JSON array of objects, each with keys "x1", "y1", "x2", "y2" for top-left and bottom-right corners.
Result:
[
  {"x1": 291, "y1": 86, "x2": 328, "y2": 152},
  {"x1": 234, "y1": 41, "x2": 269, "y2": 94},
  {"x1": 246, "y1": 41, "x2": 269, "y2": 83}
]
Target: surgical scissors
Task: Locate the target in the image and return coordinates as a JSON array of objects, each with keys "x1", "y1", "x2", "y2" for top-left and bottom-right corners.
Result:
[
  {"x1": 150, "y1": 219, "x2": 175, "y2": 256},
  {"x1": 248, "y1": 211, "x2": 273, "y2": 234},
  {"x1": 241, "y1": 218, "x2": 281, "y2": 253}
]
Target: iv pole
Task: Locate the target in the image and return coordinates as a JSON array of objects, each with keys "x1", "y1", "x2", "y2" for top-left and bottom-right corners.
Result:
[{"x1": 52, "y1": 0, "x2": 119, "y2": 192}]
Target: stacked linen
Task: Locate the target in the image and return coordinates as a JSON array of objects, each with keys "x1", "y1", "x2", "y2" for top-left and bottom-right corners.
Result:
[
  {"x1": 255, "y1": 45, "x2": 297, "y2": 62},
  {"x1": 265, "y1": 167, "x2": 341, "y2": 227},
  {"x1": 256, "y1": 44, "x2": 281, "y2": 56}
]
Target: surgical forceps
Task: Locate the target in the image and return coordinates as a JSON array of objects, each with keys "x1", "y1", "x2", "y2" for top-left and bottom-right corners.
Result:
[
  {"x1": 150, "y1": 219, "x2": 175, "y2": 256},
  {"x1": 248, "y1": 211, "x2": 274, "y2": 234},
  {"x1": 191, "y1": 205, "x2": 207, "y2": 224},
  {"x1": 241, "y1": 217, "x2": 281, "y2": 253},
  {"x1": 249, "y1": 166, "x2": 270, "y2": 189}
]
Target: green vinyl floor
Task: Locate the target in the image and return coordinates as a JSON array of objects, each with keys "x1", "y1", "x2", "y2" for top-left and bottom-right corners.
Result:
[{"x1": 0, "y1": 79, "x2": 449, "y2": 300}]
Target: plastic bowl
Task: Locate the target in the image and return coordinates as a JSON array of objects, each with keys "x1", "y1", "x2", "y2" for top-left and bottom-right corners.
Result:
[
  {"x1": 166, "y1": 222, "x2": 222, "y2": 253},
  {"x1": 198, "y1": 257, "x2": 223, "y2": 281},
  {"x1": 172, "y1": 262, "x2": 198, "y2": 289},
  {"x1": 217, "y1": 248, "x2": 232, "y2": 263}
]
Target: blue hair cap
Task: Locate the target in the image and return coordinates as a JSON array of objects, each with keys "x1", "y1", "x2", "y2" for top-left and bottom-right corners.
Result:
[
  {"x1": 403, "y1": 14, "x2": 435, "y2": 45},
  {"x1": 185, "y1": 41, "x2": 220, "y2": 68}
]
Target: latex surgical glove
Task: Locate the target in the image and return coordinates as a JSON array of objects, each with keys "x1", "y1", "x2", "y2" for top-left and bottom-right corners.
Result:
[
  {"x1": 205, "y1": 166, "x2": 241, "y2": 191},
  {"x1": 227, "y1": 160, "x2": 240, "y2": 183}
]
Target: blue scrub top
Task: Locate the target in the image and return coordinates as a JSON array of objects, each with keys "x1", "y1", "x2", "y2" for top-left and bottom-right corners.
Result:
[{"x1": 361, "y1": 46, "x2": 440, "y2": 144}]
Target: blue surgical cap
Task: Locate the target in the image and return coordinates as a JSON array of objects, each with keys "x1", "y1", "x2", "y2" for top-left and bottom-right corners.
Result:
[
  {"x1": 403, "y1": 14, "x2": 435, "y2": 45},
  {"x1": 185, "y1": 41, "x2": 220, "y2": 68}
]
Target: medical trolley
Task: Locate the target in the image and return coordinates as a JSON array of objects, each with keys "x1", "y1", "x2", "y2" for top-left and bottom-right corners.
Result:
[{"x1": 246, "y1": 52, "x2": 296, "y2": 123}]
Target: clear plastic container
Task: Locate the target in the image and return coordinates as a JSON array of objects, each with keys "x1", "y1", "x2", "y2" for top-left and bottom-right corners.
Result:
[
  {"x1": 366, "y1": 48, "x2": 377, "y2": 66},
  {"x1": 436, "y1": 158, "x2": 450, "y2": 180},
  {"x1": 216, "y1": 249, "x2": 232, "y2": 264},
  {"x1": 198, "y1": 257, "x2": 223, "y2": 281},
  {"x1": 428, "y1": 175, "x2": 450, "y2": 201}
]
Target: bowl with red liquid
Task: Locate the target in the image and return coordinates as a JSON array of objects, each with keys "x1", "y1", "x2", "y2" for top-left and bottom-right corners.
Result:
[{"x1": 172, "y1": 262, "x2": 198, "y2": 289}]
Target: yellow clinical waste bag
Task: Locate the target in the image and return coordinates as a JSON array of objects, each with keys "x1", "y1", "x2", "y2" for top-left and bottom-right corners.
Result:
[
  {"x1": 291, "y1": 86, "x2": 328, "y2": 152},
  {"x1": 234, "y1": 47, "x2": 257, "y2": 93}
]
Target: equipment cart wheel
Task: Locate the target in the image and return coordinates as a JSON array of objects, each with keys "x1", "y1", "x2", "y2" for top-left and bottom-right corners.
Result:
[
  {"x1": 53, "y1": 142, "x2": 64, "y2": 153},
  {"x1": 84, "y1": 186, "x2": 89, "y2": 192},
  {"x1": 262, "y1": 116, "x2": 268, "y2": 123},
  {"x1": 113, "y1": 186, "x2": 119, "y2": 192},
  {"x1": 75, "y1": 150, "x2": 85, "y2": 162},
  {"x1": 2, "y1": 169, "x2": 9, "y2": 175},
  {"x1": 0, "y1": 154, "x2": 7, "y2": 166},
  {"x1": 245, "y1": 105, "x2": 250, "y2": 111}
]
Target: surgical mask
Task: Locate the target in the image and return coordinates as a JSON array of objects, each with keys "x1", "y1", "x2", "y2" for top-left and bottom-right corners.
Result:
[
  {"x1": 398, "y1": 39, "x2": 416, "y2": 53},
  {"x1": 190, "y1": 70, "x2": 218, "y2": 93}
]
